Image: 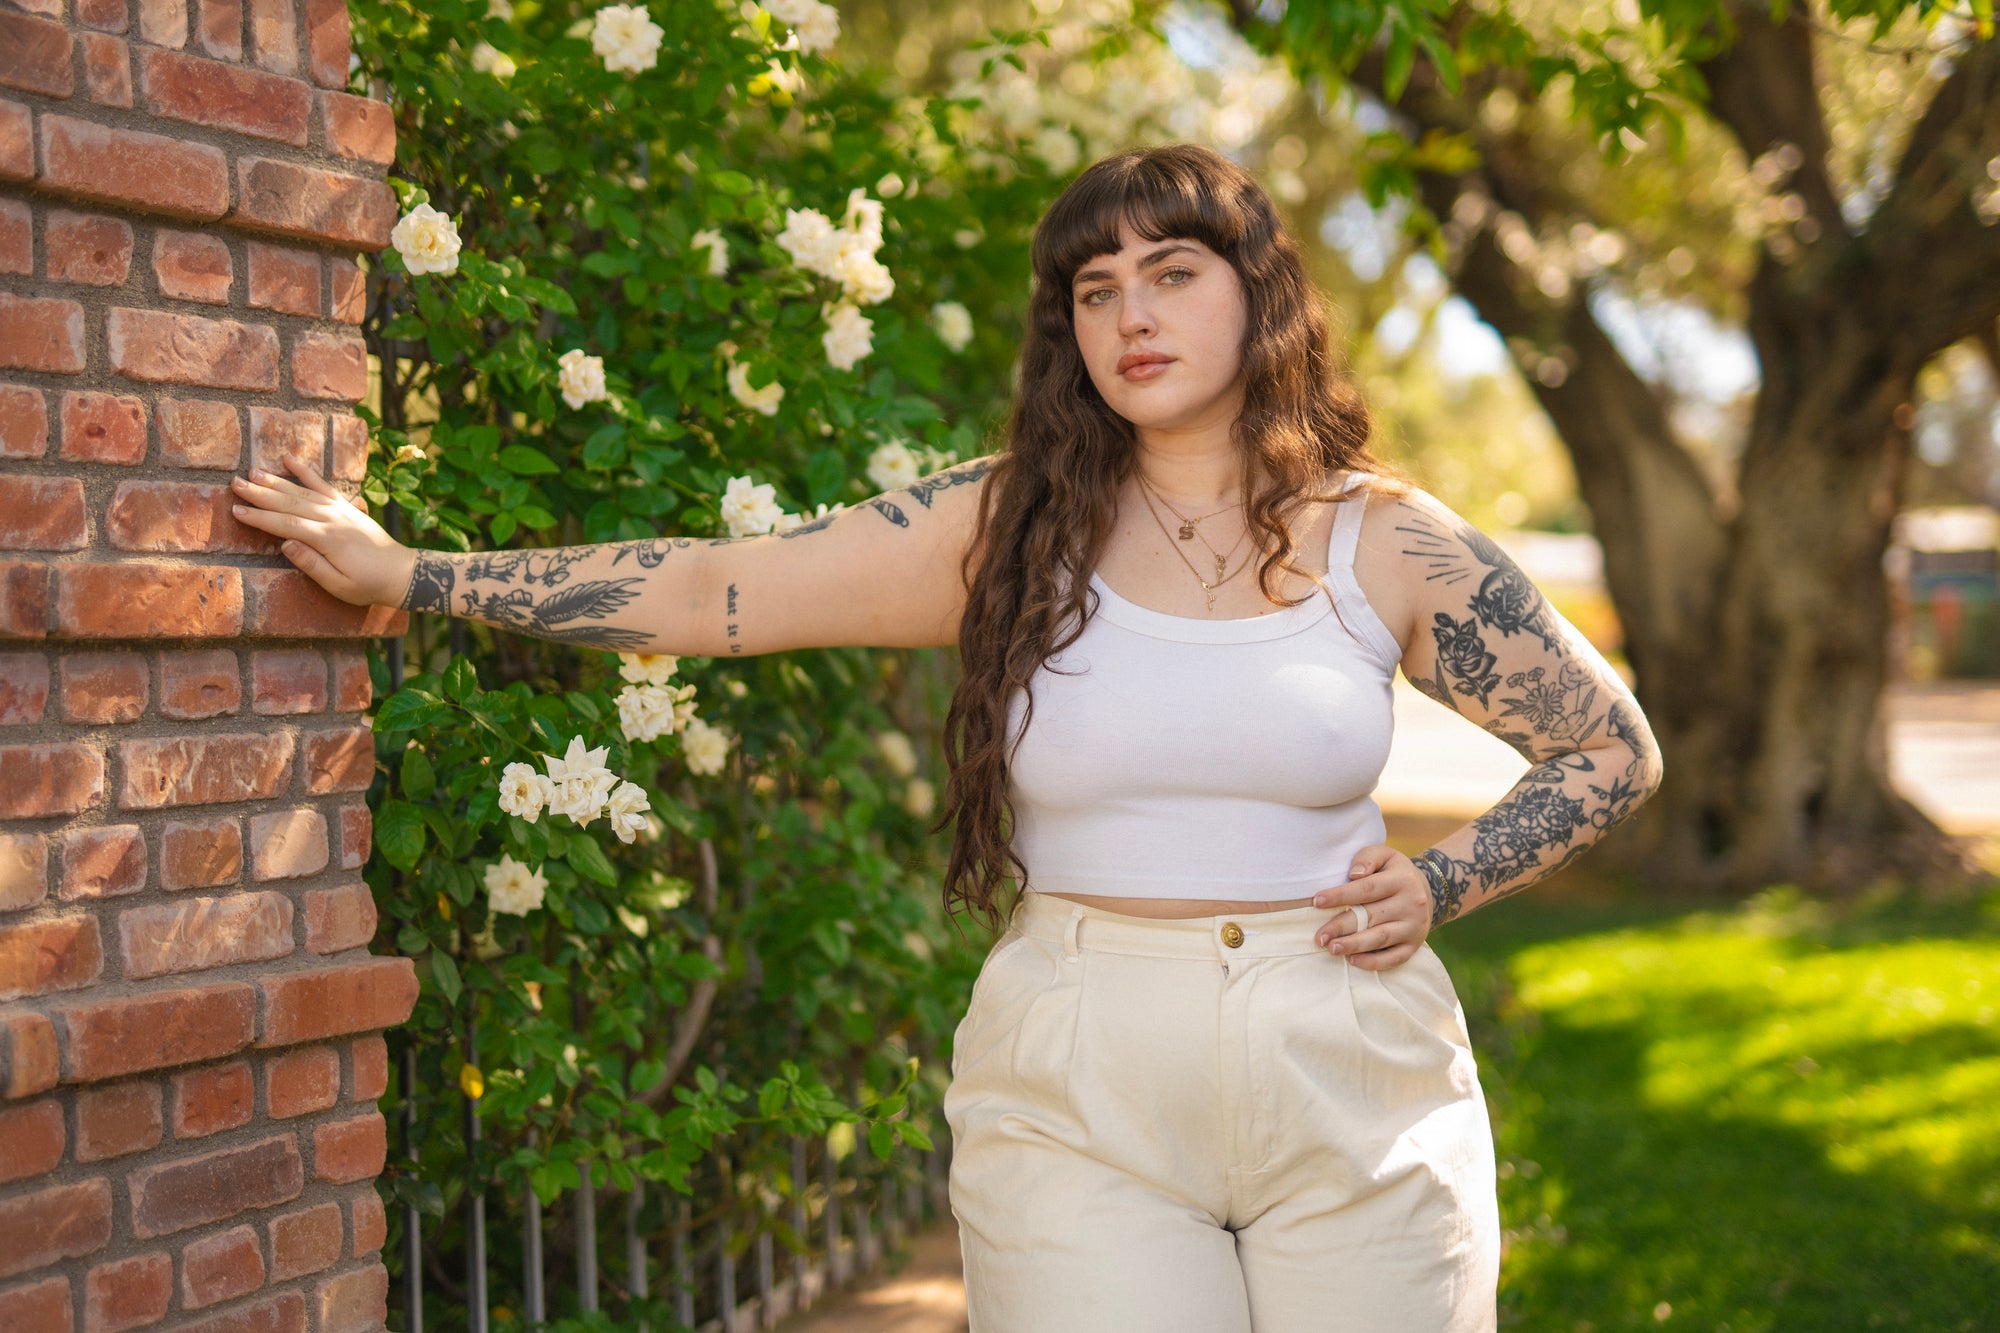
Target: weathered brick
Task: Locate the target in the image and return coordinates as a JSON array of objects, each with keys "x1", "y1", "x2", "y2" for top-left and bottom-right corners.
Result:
[
  {"x1": 80, "y1": 0, "x2": 129, "y2": 33},
  {"x1": 257, "y1": 956, "x2": 416, "y2": 1047},
  {"x1": 171, "y1": 1059, "x2": 253, "y2": 1137},
  {"x1": 301, "y1": 726, "x2": 371, "y2": 795},
  {"x1": 183, "y1": 1224, "x2": 265, "y2": 1308},
  {"x1": 117, "y1": 730, "x2": 293, "y2": 809},
  {"x1": 327, "y1": 413, "x2": 368, "y2": 482},
  {"x1": 59, "y1": 390, "x2": 148, "y2": 465},
  {"x1": 0, "y1": 1098, "x2": 64, "y2": 1183},
  {"x1": 174, "y1": 1290, "x2": 304, "y2": 1333},
  {"x1": 0, "y1": 197, "x2": 28, "y2": 276},
  {"x1": 138, "y1": 0, "x2": 190, "y2": 48},
  {"x1": 142, "y1": 48, "x2": 310, "y2": 147},
  {"x1": 314, "y1": 1261, "x2": 387, "y2": 1333},
  {"x1": 0, "y1": 914, "x2": 103, "y2": 1000},
  {"x1": 84, "y1": 1251, "x2": 173, "y2": 1333},
  {"x1": 196, "y1": 0, "x2": 241, "y2": 61},
  {"x1": 247, "y1": 0, "x2": 296, "y2": 74},
  {"x1": 58, "y1": 564, "x2": 243, "y2": 639},
  {"x1": 0, "y1": 294, "x2": 86, "y2": 375},
  {"x1": 302, "y1": 883, "x2": 372, "y2": 953},
  {"x1": 335, "y1": 802, "x2": 368, "y2": 871},
  {"x1": 48, "y1": 211, "x2": 134, "y2": 287},
  {"x1": 39, "y1": 114, "x2": 230, "y2": 221},
  {"x1": 160, "y1": 817, "x2": 240, "y2": 890},
  {"x1": 128, "y1": 1134, "x2": 303, "y2": 1239},
  {"x1": 0, "y1": 742, "x2": 104, "y2": 819},
  {"x1": 247, "y1": 405, "x2": 324, "y2": 476},
  {"x1": 83, "y1": 32, "x2": 133, "y2": 108},
  {"x1": 157, "y1": 398, "x2": 240, "y2": 469},
  {"x1": 0, "y1": 1276, "x2": 71, "y2": 1333},
  {"x1": 350, "y1": 1190, "x2": 384, "y2": 1256},
  {"x1": 264, "y1": 1046, "x2": 336, "y2": 1118},
  {"x1": 0, "y1": 477, "x2": 87, "y2": 551},
  {"x1": 0, "y1": 99, "x2": 29, "y2": 181},
  {"x1": 59, "y1": 654, "x2": 148, "y2": 725},
  {"x1": 246, "y1": 242, "x2": 319, "y2": 316},
  {"x1": 107, "y1": 479, "x2": 279, "y2": 556},
  {"x1": 328, "y1": 256, "x2": 364, "y2": 324},
  {"x1": 0, "y1": 385, "x2": 47, "y2": 459},
  {"x1": 0, "y1": 10, "x2": 75, "y2": 98},
  {"x1": 303, "y1": 0, "x2": 348, "y2": 88},
  {"x1": 160, "y1": 648, "x2": 241, "y2": 719},
  {"x1": 250, "y1": 650, "x2": 323, "y2": 715},
  {"x1": 233, "y1": 157, "x2": 394, "y2": 249},
  {"x1": 0, "y1": 1178, "x2": 113, "y2": 1280},
  {"x1": 121, "y1": 891, "x2": 292, "y2": 978},
  {"x1": 248, "y1": 807, "x2": 326, "y2": 880},
  {"x1": 348, "y1": 1032, "x2": 385, "y2": 1100},
  {"x1": 60, "y1": 982, "x2": 256, "y2": 1081},
  {"x1": 60, "y1": 823, "x2": 147, "y2": 901},
  {"x1": 0, "y1": 653, "x2": 50, "y2": 725},
  {"x1": 0, "y1": 1010, "x2": 60, "y2": 1098},
  {"x1": 0, "y1": 561, "x2": 52, "y2": 640},
  {"x1": 107, "y1": 308, "x2": 279, "y2": 391},
  {"x1": 0, "y1": 831, "x2": 48, "y2": 910},
  {"x1": 75, "y1": 1080, "x2": 163, "y2": 1162},
  {"x1": 311, "y1": 1111, "x2": 384, "y2": 1185},
  {"x1": 328, "y1": 650, "x2": 368, "y2": 712},
  {"x1": 153, "y1": 230, "x2": 232, "y2": 305},
  {"x1": 291, "y1": 329, "x2": 367, "y2": 401},
  {"x1": 268, "y1": 1201, "x2": 341, "y2": 1281},
  {"x1": 321, "y1": 91, "x2": 393, "y2": 166},
  {"x1": 243, "y1": 570, "x2": 406, "y2": 638}
]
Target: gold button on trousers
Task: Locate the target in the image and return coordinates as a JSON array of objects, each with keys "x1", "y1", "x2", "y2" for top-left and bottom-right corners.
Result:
[{"x1": 944, "y1": 891, "x2": 1499, "y2": 1333}]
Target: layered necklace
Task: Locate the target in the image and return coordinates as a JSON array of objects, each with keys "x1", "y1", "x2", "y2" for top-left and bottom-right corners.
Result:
[{"x1": 1133, "y1": 471, "x2": 1253, "y2": 614}]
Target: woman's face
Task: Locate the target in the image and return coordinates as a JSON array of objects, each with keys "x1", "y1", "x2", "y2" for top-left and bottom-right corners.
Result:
[{"x1": 1070, "y1": 219, "x2": 1248, "y2": 436}]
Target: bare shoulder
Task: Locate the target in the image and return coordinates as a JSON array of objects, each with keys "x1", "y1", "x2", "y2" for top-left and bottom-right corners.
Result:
[{"x1": 1344, "y1": 470, "x2": 1433, "y2": 657}]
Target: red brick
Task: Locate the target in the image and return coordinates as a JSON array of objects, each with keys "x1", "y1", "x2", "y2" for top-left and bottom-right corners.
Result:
[
  {"x1": 257, "y1": 956, "x2": 416, "y2": 1047},
  {"x1": 247, "y1": 0, "x2": 296, "y2": 73},
  {"x1": 7, "y1": 4, "x2": 67, "y2": 22},
  {"x1": 83, "y1": 32, "x2": 133, "y2": 107},
  {"x1": 0, "y1": 1178, "x2": 113, "y2": 1280},
  {"x1": 0, "y1": 99, "x2": 29, "y2": 181},
  {"x1": 243, "y1": 570, "x2": 406, "y2": 638},
  {"x1": 251, "y1": 650, "x2": 324, "y2": 714},
  {"x1": 171, "y1": 1059, "x2": 252, "y2": 1137},
  {"x1": 1, "y1": 1011, "x2": 58, "y2": 1098},
  {"x1": 301, "y1": 726, "x2": 371, "y2": 795},
  {"x1": 328, "y1": 257, "x2": 364, "y2": 324},
  {"x1": 84, "y1": 1251, "x2": 172, "y2": 1333},
  {"x1": 80, "y1": 0, "x2": 129, "y2": 33},
  {"x1": 157, "y1": 398, "x2": 240, "y2": 469},
  {"x1": 182, "y1": 1224, "x2": 266, "y2": 1309},
  {"x1": 0, "y1": 742, "x2": 104, "y2": 818},
  {"x1": 248, "y1": 807, "x2": 326, "y2": 880},
  {"x1": 302, "y1": 883, "x2": 372, "y2": 953},
  {"x1": 75, "y1": 1081, "x2": 170, "y2": 1157},
  {"x1": 0, "y1": 385, "x2": 47, "y2": 459},
  {"x1": 121, "y1": 891, "x2": 293, "y2": 978},
  {"x1": 263, "y1": 1046, "x2": 336, "y2": 1118},
  {"x1": 0, "y1": 914, "x2": 102, "y2": 1000},
  {"x1": 60, "y1": 983, "x2": 256, "y2": 1081},
  {"x1": 0, "y1": 295, "x2": 86, "y2": 375},
  {"x1": 39, "y1": 114, "x2": 229, "y2": 221},
  {"x1": 142, "y1": 49, "x2": 310, "y2": 147},
  {"x1": 303, "y1": 0, "x2": 347, "y2": 88},
  {"x1": 58, "y1": 564, "x2": 243, "y2": 639},
  {"x1": 160, "y1": 648, "x2": 241, "y2": 718},
  {"x1": 138, "y1": 0, "x2": 189, "y2": 48},
  {"x1": 153, "y1": 231, "x2": 232, "y2": 305},
  {"x1": 0, "y1": 653, "x2": 50, "y2": 725},
  {"x1": 59, "y1": 654, "x2": 148, "y2": 724},
  {"x1": 0, "y1": 561, "x2": 51, "y2": 640},
  {"x1": 233, "y1": 157, "x2": 394, "y2": 249},
  {"x1": 196, "y1": 0, "x2": 241, "y2": 61},
  {"x1": 310, "y1": 1110, "x2": 384, "y2": 1184},
  {"x1": 335, "y1": 803, "x2": 367, "y2": 871},
  {"x1": 328, "y1": 650, "x2": 368, "y2": 712},
  {"x1": 174, "y1": 1291, "x2": 304, "y2": 1333},
  {"x1": 321, "y1": 91, "x2": 393, "y2": 166},
  {"x1": 128, "y1": 1134, "x2": 303, "y2": 1238},
  {"x1": 268, "y1": 1201, "x2": 341, "y2": 1281},
  {"x1": 160, "y1": 817, "x2": 240, "y2": 890},
  {"x1": 246, "y1": 242, "x2": 319, "y2": 316},
  {"x1": 348, "y1": 1032, "x2": 385, "y2": 1100},
  {"x1": 59, "y1": 391, "x2": 148, "y2": 465},
  {"x1": 247, "y1": 405, "x2": 324, "y2": 476},
  {"x1": 107, "y1": 308, "x2": 279, "y2": 392},
  {"x1": 313, "y1": 1262, "x2": 386, "y2": 1333},
  {"x1": 349, "y1": 1190, "x2": 384, "y2": 1255},
  {"x1": 107, "y1": 479, "x2": 279, "y2": 556},
  {"x1": 48, "y1": 211, "x2": 134, "y2": 287},
  {"x1": 327, "y1": 414, "x2": 367, "y2": 482},
  {"x1": 0, "y1": 478, "x2": 86, "y2": 551},
  {"x1": 291, "y1": 329, "x2": 366, "y2": 401},
  {"x1": 0, "y1": 11, "x2": 74, "y2": 98},
  {"x1": 0, "y1": 1098, "x2": 64, "y2": 1183},
  {"x1": 0, "y1": 1276, "x2": 71, "y2": 1333},
  {"x1": 117, "y1": 730, "x2": 292, "y2": 809},
  {"x1": 0, "y1": 197, "x2": 27, "y2": 275},
  {"x1": 0, "y1": 831, "x2": 48, "y2": 910},
  {"x1": 60, "y1": 823, "x2": 147, "y2": 901}
]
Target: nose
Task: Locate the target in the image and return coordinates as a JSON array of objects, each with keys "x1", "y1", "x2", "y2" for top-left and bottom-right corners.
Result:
[{"x1": 1117, "y1": 287, "x2": 1156, "y2": 339}]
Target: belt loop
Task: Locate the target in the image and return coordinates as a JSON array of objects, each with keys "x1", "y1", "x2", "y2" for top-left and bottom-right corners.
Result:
[{"x1": 1062, "y1": 907, "x2": 1083, "y2": 963}]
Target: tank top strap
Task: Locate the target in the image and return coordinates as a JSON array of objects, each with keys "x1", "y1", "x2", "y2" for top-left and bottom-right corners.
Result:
[{"x1": 1324, "y1": 469, "x2": 1372, "y2": 572}]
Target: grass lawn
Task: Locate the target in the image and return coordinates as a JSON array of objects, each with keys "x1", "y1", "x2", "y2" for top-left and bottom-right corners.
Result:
[{"x1": 1428, "y1": 879, "x2": 2000, "y2": 1332}]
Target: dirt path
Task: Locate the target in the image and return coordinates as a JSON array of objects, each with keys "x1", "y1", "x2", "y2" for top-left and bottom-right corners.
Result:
[{"x1": 775, "y1": 1220, "x2": 967, "y2": 1333}]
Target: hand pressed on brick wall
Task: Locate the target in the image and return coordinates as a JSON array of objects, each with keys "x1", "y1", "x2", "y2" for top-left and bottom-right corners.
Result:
[{"x1": 229, "y1": 456, "x2": 419, "y2": 609}]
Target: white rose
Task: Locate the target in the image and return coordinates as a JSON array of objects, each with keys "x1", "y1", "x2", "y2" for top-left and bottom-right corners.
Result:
[
  {"x1": 776, "y1": 207, "x2": 842, "y2": 276},
  {"x1": 592, "y1": 3, "x2": 664, "y2": 74},
  {"x1": 866, "y1": 440, "x2": 920, "y2": 491},
  {"x1": 689, "y1": 227, "x2": 729, "y2": 278},
  {"x1": 617, "y1": 652, "x2": 680, "y2": 685},
  {"x1": 541, "y1": 736, "x2": 617, "y2": 825},
  {"x1": 821, "y1": 301, "x2": 874, "y2": 371},
  {"x1": 487, "y1": 0, "x2": 513, "y2": 18},
  {"x1": 605, "y1": 780, "x2": 652, "y2": 845},
  {"x1": 682, "y1": 717, "x2": 732, "y2": 775},
  {"x1": 1032, "y1": 126, "x2": 1080, "y2": 175},
  {"x1": 557, "y1": 349, "x2": 608, "y2": 410},
  {"x1": 725, "y1": 358, "x2": 785, "y2": 416},
  {"x1": 484, "y1": 853, "x2": 548, "y2": 916},
  {"x1": 721, "y1": 474, "x2": 784, "y2": 536},
  {"x1": 470, "y1": 43, "x2": 516, "y2": 78},
  {"x1": 931, "y1": 300, "x2": 973, "y2": 352},
  {"x1": 842, "y1": 188, "x2": 884, "y2": 243},
  {"x1": 874, "y1": 730, "x2": 918, "y2": 778},
  {"x1": 617, "y1": 682, "x2": 693, "y2": 743},
  {"x1": 390, "y1": 203, "x2": 462, "y2": 276},
  {"x1": 497, "y1": 761, "x2": 553, "y2": 822},
  {"x1": 393, "y1": 442, "x2": 427, "y2": 464},
  {"x1": 837, "y1": 252, "x2": 894, "y2": 306},
  {"x1": 901, "y1": 777, "x2": 935, "y2": 819},
  {"x1": 791, "y1": 1, "x2": 839, "y2": 53},
  {"x1": 876, "y1": 171, "x2": 905, "y2": 198}
]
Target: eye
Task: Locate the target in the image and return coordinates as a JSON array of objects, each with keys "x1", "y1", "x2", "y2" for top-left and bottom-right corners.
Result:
[{"x1": 1077, "y1": 268, "x2": 1196, "y2": 307}]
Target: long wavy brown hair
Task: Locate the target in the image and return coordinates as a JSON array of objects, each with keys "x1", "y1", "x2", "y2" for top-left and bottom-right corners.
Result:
[{"x1": 934, "y1": 142, "x2": 1416, "y2": 928}]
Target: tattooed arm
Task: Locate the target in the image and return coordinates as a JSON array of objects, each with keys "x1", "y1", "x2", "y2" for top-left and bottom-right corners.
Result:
[
  {"x1": 228, "y1": 453, "x2": 997, "y2": 655},
  {"x1": 1372, "y1": 487, "x2": 1666, "y2": 928}
]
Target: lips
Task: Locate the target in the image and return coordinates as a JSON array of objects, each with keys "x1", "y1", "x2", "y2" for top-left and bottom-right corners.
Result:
[{"x1": 1117, "y1": 351, "x2": 1174, "y2": 373}]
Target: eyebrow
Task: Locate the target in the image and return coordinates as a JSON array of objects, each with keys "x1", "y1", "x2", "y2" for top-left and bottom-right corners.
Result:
[{"x1": 1072, "y1": 243, "x2": 1202, "y2": 289}]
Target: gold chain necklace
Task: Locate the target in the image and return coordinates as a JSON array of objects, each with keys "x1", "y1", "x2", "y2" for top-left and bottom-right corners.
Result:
[{"x1": 1135, "y1": 479, "x2": 1254, "y2": 613}]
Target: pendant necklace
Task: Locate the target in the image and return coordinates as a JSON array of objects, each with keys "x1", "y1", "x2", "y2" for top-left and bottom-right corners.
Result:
[{"x1": 1135, "y1": 478, "x2": 1254, "y2": 613}]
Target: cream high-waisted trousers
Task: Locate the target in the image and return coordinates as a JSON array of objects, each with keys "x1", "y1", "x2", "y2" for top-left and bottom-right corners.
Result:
[{"x1": 943, "y1": 891, "x2": 1500, "y2": 1333}]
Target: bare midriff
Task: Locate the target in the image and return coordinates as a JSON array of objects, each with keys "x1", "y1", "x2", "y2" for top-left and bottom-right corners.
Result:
[{"x1": 1039, "y1": 890, "x2": 1320, "y2": 919}]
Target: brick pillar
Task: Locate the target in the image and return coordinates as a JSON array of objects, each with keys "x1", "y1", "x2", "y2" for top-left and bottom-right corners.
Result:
[{"x1": 0, "y1": 4, "x2": 418, "y2": 1332}]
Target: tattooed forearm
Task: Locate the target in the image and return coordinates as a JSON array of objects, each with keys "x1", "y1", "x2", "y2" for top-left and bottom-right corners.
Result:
[
  {"x1": 725, "y1": 581, "x2": 741, "y2": 654},
  {"x1": 396, "y1": 538, "x2": 709, "y2": 653}
]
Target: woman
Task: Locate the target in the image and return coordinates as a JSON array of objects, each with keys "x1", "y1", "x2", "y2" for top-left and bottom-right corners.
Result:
[{"x1": 232, "y1": 143, "x2": 1664, "y2": 1331}]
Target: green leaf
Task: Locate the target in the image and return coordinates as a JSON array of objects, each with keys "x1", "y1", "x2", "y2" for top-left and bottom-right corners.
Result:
[
  {"x1": 443, "y1": 657, "x2": 480, "y2": 702},
  {"x1": 376, "y1": 800, "x2": 426, "y2": 870},
  {"x1": 431, "y1": 949, "x2": 463, "y2": 1006},
  {"x1": 498, "y1": 445, "x2": 560, "y2": 476},
  {"x1": 567, "y1": 833, "x2": 618, "y2": 887},
  {"x1": 375, "y1": 687, "x2": 448, "y2": 733},
  {"x1": 399, "y1": 747, "x2": 436, "y2": 801},
  {"x1": 868, "y1": 1121, "x2": 894, "y2": 1161}
]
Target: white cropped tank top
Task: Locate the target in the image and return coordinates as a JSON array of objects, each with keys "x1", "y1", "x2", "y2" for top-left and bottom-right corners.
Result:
[{"x1": 1003, "y1": 470, "x2": 1402, "y2": 901}]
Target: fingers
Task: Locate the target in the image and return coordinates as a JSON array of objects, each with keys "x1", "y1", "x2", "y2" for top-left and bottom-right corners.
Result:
[
  {"x1": 1347, "y1": 943, "x2": 1419, "y2": 971},
  {"x1": 284, "y1": 453, "x2": 342, "y2": 500}
]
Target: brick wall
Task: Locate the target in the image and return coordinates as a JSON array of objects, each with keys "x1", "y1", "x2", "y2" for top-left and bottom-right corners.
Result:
[{"x1": 0, "y1": 3, "x2": 418, "y2": 1332}]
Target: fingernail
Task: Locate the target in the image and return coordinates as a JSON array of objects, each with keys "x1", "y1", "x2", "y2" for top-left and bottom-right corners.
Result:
[{"x1": 232, "y1": 504, "x2": 244, "y2": 514}]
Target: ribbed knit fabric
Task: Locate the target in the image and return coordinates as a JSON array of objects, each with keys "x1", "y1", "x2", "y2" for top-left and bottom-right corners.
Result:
[{"x1": 1004, "y1": 470, "x2": 1402, "y2": 901}]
